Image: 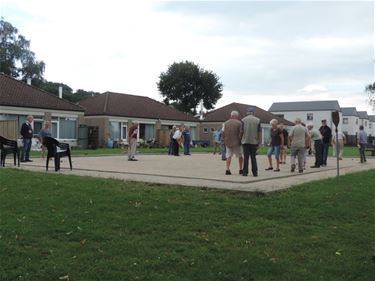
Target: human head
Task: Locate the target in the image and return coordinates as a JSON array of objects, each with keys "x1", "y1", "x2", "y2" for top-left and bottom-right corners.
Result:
[
  {"x1": 246, "y1": 107, "x2": 255, "y2": 115},
  {"x1": 230, "y1": 110, "x2": 239, "y2": 119},
  {"x1": 307, "y1": 123, "x2": 313, "y2": 130},
  {"x1": 26, "y1": 115, "x2": 33, "y2": 123},
  {"x1": 44, "y1": 121, "x2": 50, "y2": 128},
  {"x1": 295, "y1": 118, "x2": 302, "y2": 124},
  {"x1": 359, "y1": 125, "x2": 364, "y2": 130},
  {"x1": 279, "y1": 123, "x2": 284, "y2": 129},
  {"x1": 132, "y1": 121, "x2": 138, "y2": 126},
  {"x1": 321, "y1": 119, "x2": 327, "y2": 125},
  {"x1": 270, "y1": 119, "x2": 278, "y2": 128}
]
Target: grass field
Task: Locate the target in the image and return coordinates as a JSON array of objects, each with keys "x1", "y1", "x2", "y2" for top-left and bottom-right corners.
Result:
[
  {"x1": 0, "y1": 168, "x2": 374, "y2": 281},
  {"x1": 29, "y1": 145, "x2": 370, "y2": 158}
]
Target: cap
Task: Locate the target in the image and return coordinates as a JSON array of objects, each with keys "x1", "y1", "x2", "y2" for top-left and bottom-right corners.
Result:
[{"x1": 246, "y1": 107, "x2": 255, "y2": 113}]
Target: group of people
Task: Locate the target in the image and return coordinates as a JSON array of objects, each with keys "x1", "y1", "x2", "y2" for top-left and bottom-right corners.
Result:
[
  {"x1": 168, "y1": 125, "x2": 191, "y2": 156},
  {"x1": 219, "y1": 109, "x2": 369, "y2": 176}
]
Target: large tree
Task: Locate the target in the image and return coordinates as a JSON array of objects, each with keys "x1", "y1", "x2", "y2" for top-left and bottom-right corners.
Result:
[
  {"x1": 0, "y1": 18, "x2": 45, "y2": 80},
  {"x1": 157, "y1": 61, "x2": 223, "y2": 115},
  {"x1": 365, "y1": 82, "x2": 374, "y2": 110}
]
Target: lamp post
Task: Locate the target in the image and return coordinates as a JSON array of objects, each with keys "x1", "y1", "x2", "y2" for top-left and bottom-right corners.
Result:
[{"x1": 332, "y1": 111, "x2": 340, "y2": 177}]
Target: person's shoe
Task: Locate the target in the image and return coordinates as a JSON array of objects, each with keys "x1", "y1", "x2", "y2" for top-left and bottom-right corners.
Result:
[
  {"x1": 239, "y1": 170, "x2": 243, "y2": 175},
  {"x1": 242, "y1": 173, "x2": 248, "y2": 177},
  {"x1": 291, "y1": 164, "x2": 296, "y2": 172},
  {"x1": 274, "y1": 169, "x2": 280, "y2": 172},
  {"x1": 222, "y1": 158, "x2": 227, "y2": 161},
  {"x1": 20, "y1": 160, "x2": 27, "y2": 163},
  {"x1": 225, "y1": 170, "x2": 231, "y2": 175},
  {"x1": 338, "y1": 157, "x2": 343, "y2": 160},
  {"x1": 26, "y1": 159, "x2": 33, "y2": 162},
  {"x1": 265, "y1": 167, "x2": 273, "y2": 171},
  {"x1": 298, "y1": 170, "x2": 303, "y2": 173},
  {"x1": 321, "y1": 164, "x2": 327, "y2": 167},
  {"x1": 310, "y1": 165, "x2": 320, "y2": 168},
  {"x1": 253, "y1": 173, "x2": 258, "y2": 177}
]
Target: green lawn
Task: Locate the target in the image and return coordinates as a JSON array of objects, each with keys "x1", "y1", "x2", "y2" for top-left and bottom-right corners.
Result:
[
  {"x1": 29, "y1": 145, "x2": 370, "y2": 158},
  {"x1": 0, "y1": 169, "x2": 374, "y2": 281}
]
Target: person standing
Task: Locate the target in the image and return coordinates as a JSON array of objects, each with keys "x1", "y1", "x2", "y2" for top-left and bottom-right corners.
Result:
[
  {"x1": 168, "y1": 126, "x2": 176, "y2": 155},
  {"x1": 279, "y1": 123, "x2": 288, "y2": 164},
  {"x1": 223, "y1": 111, "x2": 243, "y2": 175},
  {"x1": 128, "y1": 121, "x2": 138, "y2": 161},
  {"x1": 332, "y1": 130, "x2": 346, "y2": 160},
  {"x1": 357, "y1": 125, "x2": 367, "y2": 163},
  {"x1": 182, "y1": 126, "x2": 191, "y2": 155},
  {"x1": 241, "y1": 107, "x2": 261, "y2": 177},
  {"x1": 172, "y1": 126, "x2": 182, "y2": 156},
  {"x1": 38, "y1": 121, "x2": 52, "y2": 159},
  {"x1": 289, "y1": 118, "x2": 309, "y2": 173},
  {"x1": 219, "y1": 124, "x2": 226, "y2": 161},
  {"x1": 307, "y1": 123, "x2": 323, "y2": 168},
  {"x1": 265, "y1": 119, "x2": 284, "y2": 172},
  {"x1": 20, "y1": 115, "x2": 34, "y2": 162},
  {"x1": 319, "y1": 119, "x2": 332, "y2": 166},
  {"x1": 212, "y1": 129, "x2": 221, "y2": 154}
]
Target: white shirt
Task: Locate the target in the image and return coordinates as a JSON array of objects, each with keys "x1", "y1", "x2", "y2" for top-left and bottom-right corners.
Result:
[{"x1": 173, "y1": 129, "x2": 182, "y2": 140}]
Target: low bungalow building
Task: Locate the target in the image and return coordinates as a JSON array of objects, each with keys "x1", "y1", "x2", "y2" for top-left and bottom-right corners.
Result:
[
  {"x1": 269, "y1": 100, "x2": 342, "y2": 132},
  {"x1": 78, "y1": 92, "x2": 199, "y2": 147},
  {"x1": 200, "y1": 102, "x2": 294, "y2": 145},
  {"x1": 0, "y1": 73, "x2": 85, "y2": 145}
]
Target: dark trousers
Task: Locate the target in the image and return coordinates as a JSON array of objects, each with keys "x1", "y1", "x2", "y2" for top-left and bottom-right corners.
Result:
[
  {"x1": 359, "y1": 144, "x2": 367, "y2": 162},
  {"x1": 168, "y1": 140, "x2": 173, "y2": 155},
  {"x1": 21, "y1": 138, "x2": 32, "y2": 161},
  {"x1": 243, "y1": 144, "x2": 258, "y2": 176},
  {"x1": 314, "y1": 140, "x2": 323, "y2": 166},
  {"x1": 220, "y1": 143, "x2": 226, "y2": 160},
  {"x1": 183, "y1": 142, "x2": 190, "y2": 155},
  {"x1": 321, "y1": 142, "x2": 329, "y2": 165},
  {"x1": 172, "y1": 139, "x2": 179, "y2": 156}
]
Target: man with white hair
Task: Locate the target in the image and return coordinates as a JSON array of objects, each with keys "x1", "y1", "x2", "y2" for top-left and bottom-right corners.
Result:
[
  {"x1": 307, "y1": 123, "x2": 323, "y2": 168},
  {"x1": 265, "y1": 119, "x2": 284, "y2": 172},
  {"x1": 223, "y1": 110, "x2": 243, "y2": 175},
  {"x1": 289, "y1": 118, "x2": 309, "y2": 173},
  {"x1": 20, "y1": 115, "x2": 34, "y2": 162}
]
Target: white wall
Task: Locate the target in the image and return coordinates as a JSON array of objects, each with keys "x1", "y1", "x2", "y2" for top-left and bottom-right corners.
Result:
[
  {"x1": 270, "y1": 110, "x2": 342, "y2": 132},
  {"x1": 359, "y1": 118, "x2": 370, "y2": 134},
  {"x1": 368, "y1": 120, "x2": 375, "y2": 137},
  {"x1": 342, "y1": 115, "x2": 359, "y2": 136}
]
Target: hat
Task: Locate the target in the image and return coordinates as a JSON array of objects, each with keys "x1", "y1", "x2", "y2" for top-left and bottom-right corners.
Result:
[
  {"x1": 246, "y1": 107, "x2": 255, "y2": 113},
  {"x1": 321, "y1": 119, "x2": 327, "y2": 122}
]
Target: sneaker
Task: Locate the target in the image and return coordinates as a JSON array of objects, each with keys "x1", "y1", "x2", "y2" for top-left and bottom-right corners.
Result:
[
  {"x1": 253, "y1": 173, "x2": 258, "y2": 177},
  {"x1": 291, "y1": 164, "x2": 296, "y2": 172},
  {"x1": 239, "y1": 170, "x2": 243, "y2": 175},
  {"x1": 310, "y1": 165, "x2": 320, "y2": 168},
  {"x1": 265, "y1": 167, "x2": 273, "y2": 171},
  {"x1": 26, "y1": 159, "x2": 33, "y2": 162},
  {"x1": 225, "y1": 170, "x2": 231, "y2": 175},
  {"x1": 242, "y1": 173, "x2": 248, "y2": 177},
  {"x1": 298, "y1": 170, "x2": 303, "y2": 173},
  {"x1": 274, "y1": 169, "x2": 280, "y2": 172}
]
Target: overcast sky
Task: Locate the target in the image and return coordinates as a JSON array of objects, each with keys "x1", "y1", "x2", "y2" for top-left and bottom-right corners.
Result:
[{"x1": 1, "y1": 0, "x2": 374, "y2": 113}]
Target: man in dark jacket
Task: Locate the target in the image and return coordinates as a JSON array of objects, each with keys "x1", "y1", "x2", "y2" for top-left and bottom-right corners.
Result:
[
  {"x1": 319, "y1": 119, "x2": 332, "y2": 166},
  {"x1": 20, "y1": 115, "x2": 34, "y2": 162}
]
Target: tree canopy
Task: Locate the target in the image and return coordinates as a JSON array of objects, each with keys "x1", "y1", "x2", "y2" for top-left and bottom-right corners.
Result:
[
  {"x1": 0, "y1": 18, "x2": 45, "y2": 80},
  {"x1": 157, "y1": 61, "x2": 223, "y2": 115}
]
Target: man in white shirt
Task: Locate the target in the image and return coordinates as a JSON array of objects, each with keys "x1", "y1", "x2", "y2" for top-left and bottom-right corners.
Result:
[
  {"x1": 332, "y1": 131, "x2": 346, "y2": 160},
  {"x1": 172, "y1": 126, "x2": 182, "y2": 156}
]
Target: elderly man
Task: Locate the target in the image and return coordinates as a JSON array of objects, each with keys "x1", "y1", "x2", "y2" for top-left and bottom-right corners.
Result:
[
  {"x1": 307, "y1": 123, "x2": 323, "y2": 168},
  {"x1": 319, "y1": 119, "x2": 332, "y2": 166},
  {"x1": 289, "y1": 118, "x2": 309, "y2": 173},
  {"x1": 241, "y1": 107, "x2": 261, "y2": 177},
  {"x1": 265, "y1": 119, "x2": 284, "y2": 172},
  {"x1": 20, "y1": 115, "x2": 34, "y2": 162},
  {"x1": 223, "y1": 110, "x2": 243, "y2": 175},
  {"x1": 128, "y1": 121, "x2": 139, "y2": 161}
]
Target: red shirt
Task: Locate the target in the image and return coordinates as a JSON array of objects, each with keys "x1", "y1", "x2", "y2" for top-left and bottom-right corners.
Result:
[{"x1": 128, "y1": 124, "x2": 138, "y2": 139}]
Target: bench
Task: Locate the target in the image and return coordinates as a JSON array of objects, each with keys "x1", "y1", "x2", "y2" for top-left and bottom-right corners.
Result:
[
  {"x1": 365, "y1": 144, "x2": 375, "y2": 156},
  {"x1": 192, "y1": 140, "x2": 210, "y2": 147},
  {"x1": 0, "y1": 136, "x2": 20, "y2": 167},
  {"x1": 44, "y1": 136, "x2": 72, "y2": 172}
]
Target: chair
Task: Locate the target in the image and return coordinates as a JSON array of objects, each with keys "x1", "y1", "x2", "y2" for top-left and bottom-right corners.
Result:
[
  {"x1": 0, "y1": 136, "x2": 20, "y2": 167},
  {"x1": 44, "y1": 136, "x2": 72, "y2": 172}
]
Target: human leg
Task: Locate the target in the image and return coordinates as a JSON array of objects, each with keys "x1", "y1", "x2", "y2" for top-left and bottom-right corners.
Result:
[
  {"x1": 249, "y1": 144, "x2": 258, "y2": 176},
  {"x1": 242, "y1": 144, "x2": 250, "y2": 176}
]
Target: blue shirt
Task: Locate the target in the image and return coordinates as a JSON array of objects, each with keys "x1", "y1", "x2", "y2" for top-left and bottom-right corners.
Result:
[
  {"x1": 182, "y1": 130, "x2": 191, "y2": 144},
  {"x1": 213, "y1": 130, "x2": 220, "y2": 142},
  {"x1": 358, "y1": 131, "x2": 367, "y2": 144}
]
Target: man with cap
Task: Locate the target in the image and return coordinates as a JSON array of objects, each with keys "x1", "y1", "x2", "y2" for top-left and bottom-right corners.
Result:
[
  {"x1": 241, "y1": 107, "x2": 261, "y2": 177},
  {"x1": 307, "y1": 123, "x2": 323, "y2": 168},
  {"x1": 319, "y1": 119, "x2": 332, "y2": 166}
]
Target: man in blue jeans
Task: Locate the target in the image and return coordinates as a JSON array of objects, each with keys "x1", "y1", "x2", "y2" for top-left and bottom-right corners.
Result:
[
  {"x1": 20, "y1": 115, "x2": 34, "y2": 162},
  {"x1": 319, "y1": 119, "x2": 332, "y2": 166}
]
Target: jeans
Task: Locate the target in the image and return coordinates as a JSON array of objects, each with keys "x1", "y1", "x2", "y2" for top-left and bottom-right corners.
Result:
[
  {"x1": 220, "y1": 143, "x2": 226, "y2": 160},
  {"x1": 183, "y1": 142, "x2": 190, "y2": 155},
  {"x1": 314, "y1": 140, "x2": 322, "y2": 166},
  {"x1": 321, "y1": 142, "x2": 329, "y2": 165},
  {"x1": 21, "y1": 138, "x2": 32, "y2": 161},
  {"x1": 242, "y1": 144, "x2": 258, "y2": 176},
  {"x1": 359, "y1": 144, "x2": 367, "y2": 163}
]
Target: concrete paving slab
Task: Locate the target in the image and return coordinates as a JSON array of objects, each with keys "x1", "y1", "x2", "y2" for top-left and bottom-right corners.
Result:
[{"x1": 13, "y1": 153, "x2": 374, "y2": 193}]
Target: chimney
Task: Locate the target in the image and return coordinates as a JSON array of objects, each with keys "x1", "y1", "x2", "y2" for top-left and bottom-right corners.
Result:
[
  {"x1": 27, "y1": 78, "x2": 31, "y2": 85},
  {"x1": 59, "y1": 86, "x2": 63, "y2": 99}
]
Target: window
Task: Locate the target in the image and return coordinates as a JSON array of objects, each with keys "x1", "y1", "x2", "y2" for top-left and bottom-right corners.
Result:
[
  {"x1": 365, "y1": 121, "x2": 367, "y2": 126},
  {"x1": 356, "y1": 119, "x2": 358, "y2": 125},
  {"x1": 203, "y1": 127, "x2": 208, "y2": 133},
  {"x1": 33, "y1": 120, "x2": 43, "y2": 136},
  {"x1": 51, "y1": 121, "x2": 59, "y2": 138},
  {"x1": 369, "y1": 123, "x2": 372, "y2": 129},
  {"x1": 59, "y1": 118, "x2": 77, "y2": 139},
  {"x1": 109, "y1": 122, "x2": 121, "y2": 140},
  {"x1": 306, "y1": 113, "x2": 313, "y2": 121},
  {"x1": 121, "y1": 124, "x2": 128, "y2": 140},
  {"x1": 343, "y1": 118, "x2": 348, "y2": 124},
  {"x1": 139, "y1": 124, "x2": 154, "y2": 140}
]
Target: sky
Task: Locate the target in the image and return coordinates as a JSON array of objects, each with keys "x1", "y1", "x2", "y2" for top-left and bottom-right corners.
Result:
[{"x1": 1, "y1": 0, "x2": 374, "y2": 113}]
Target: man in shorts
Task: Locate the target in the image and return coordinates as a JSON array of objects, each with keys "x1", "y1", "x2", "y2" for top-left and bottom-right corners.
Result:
[{"x1": 223, "y1": 110, "x2": 243, "y2": 175}]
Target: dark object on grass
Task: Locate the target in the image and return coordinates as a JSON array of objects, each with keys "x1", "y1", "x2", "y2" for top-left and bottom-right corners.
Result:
[
  {"x1": 0, "y1": 135, "x2": 20, "y2": 167},
  {"x1": 44, "y1": 136, "x2": 72, "y2": 172}
]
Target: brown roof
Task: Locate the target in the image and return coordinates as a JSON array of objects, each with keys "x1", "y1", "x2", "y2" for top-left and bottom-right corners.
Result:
[
  {"x1": 0, "y1": 74, "x2": 84, "y2": 112},
  {"x1": 203, "y1": 102, "x2": 294, "y2": 126},
  {"x1": 79, "y1": 92, "x2": 198, "y2": 122}
]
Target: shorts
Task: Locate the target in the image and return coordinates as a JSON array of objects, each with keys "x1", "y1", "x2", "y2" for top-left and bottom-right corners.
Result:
[
  {"x1": 267, "y1": 145, "x2": 280, "y2": 159},
  {"x1": 226, "y1": 146, "x2": 243, "y2": 158}
]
